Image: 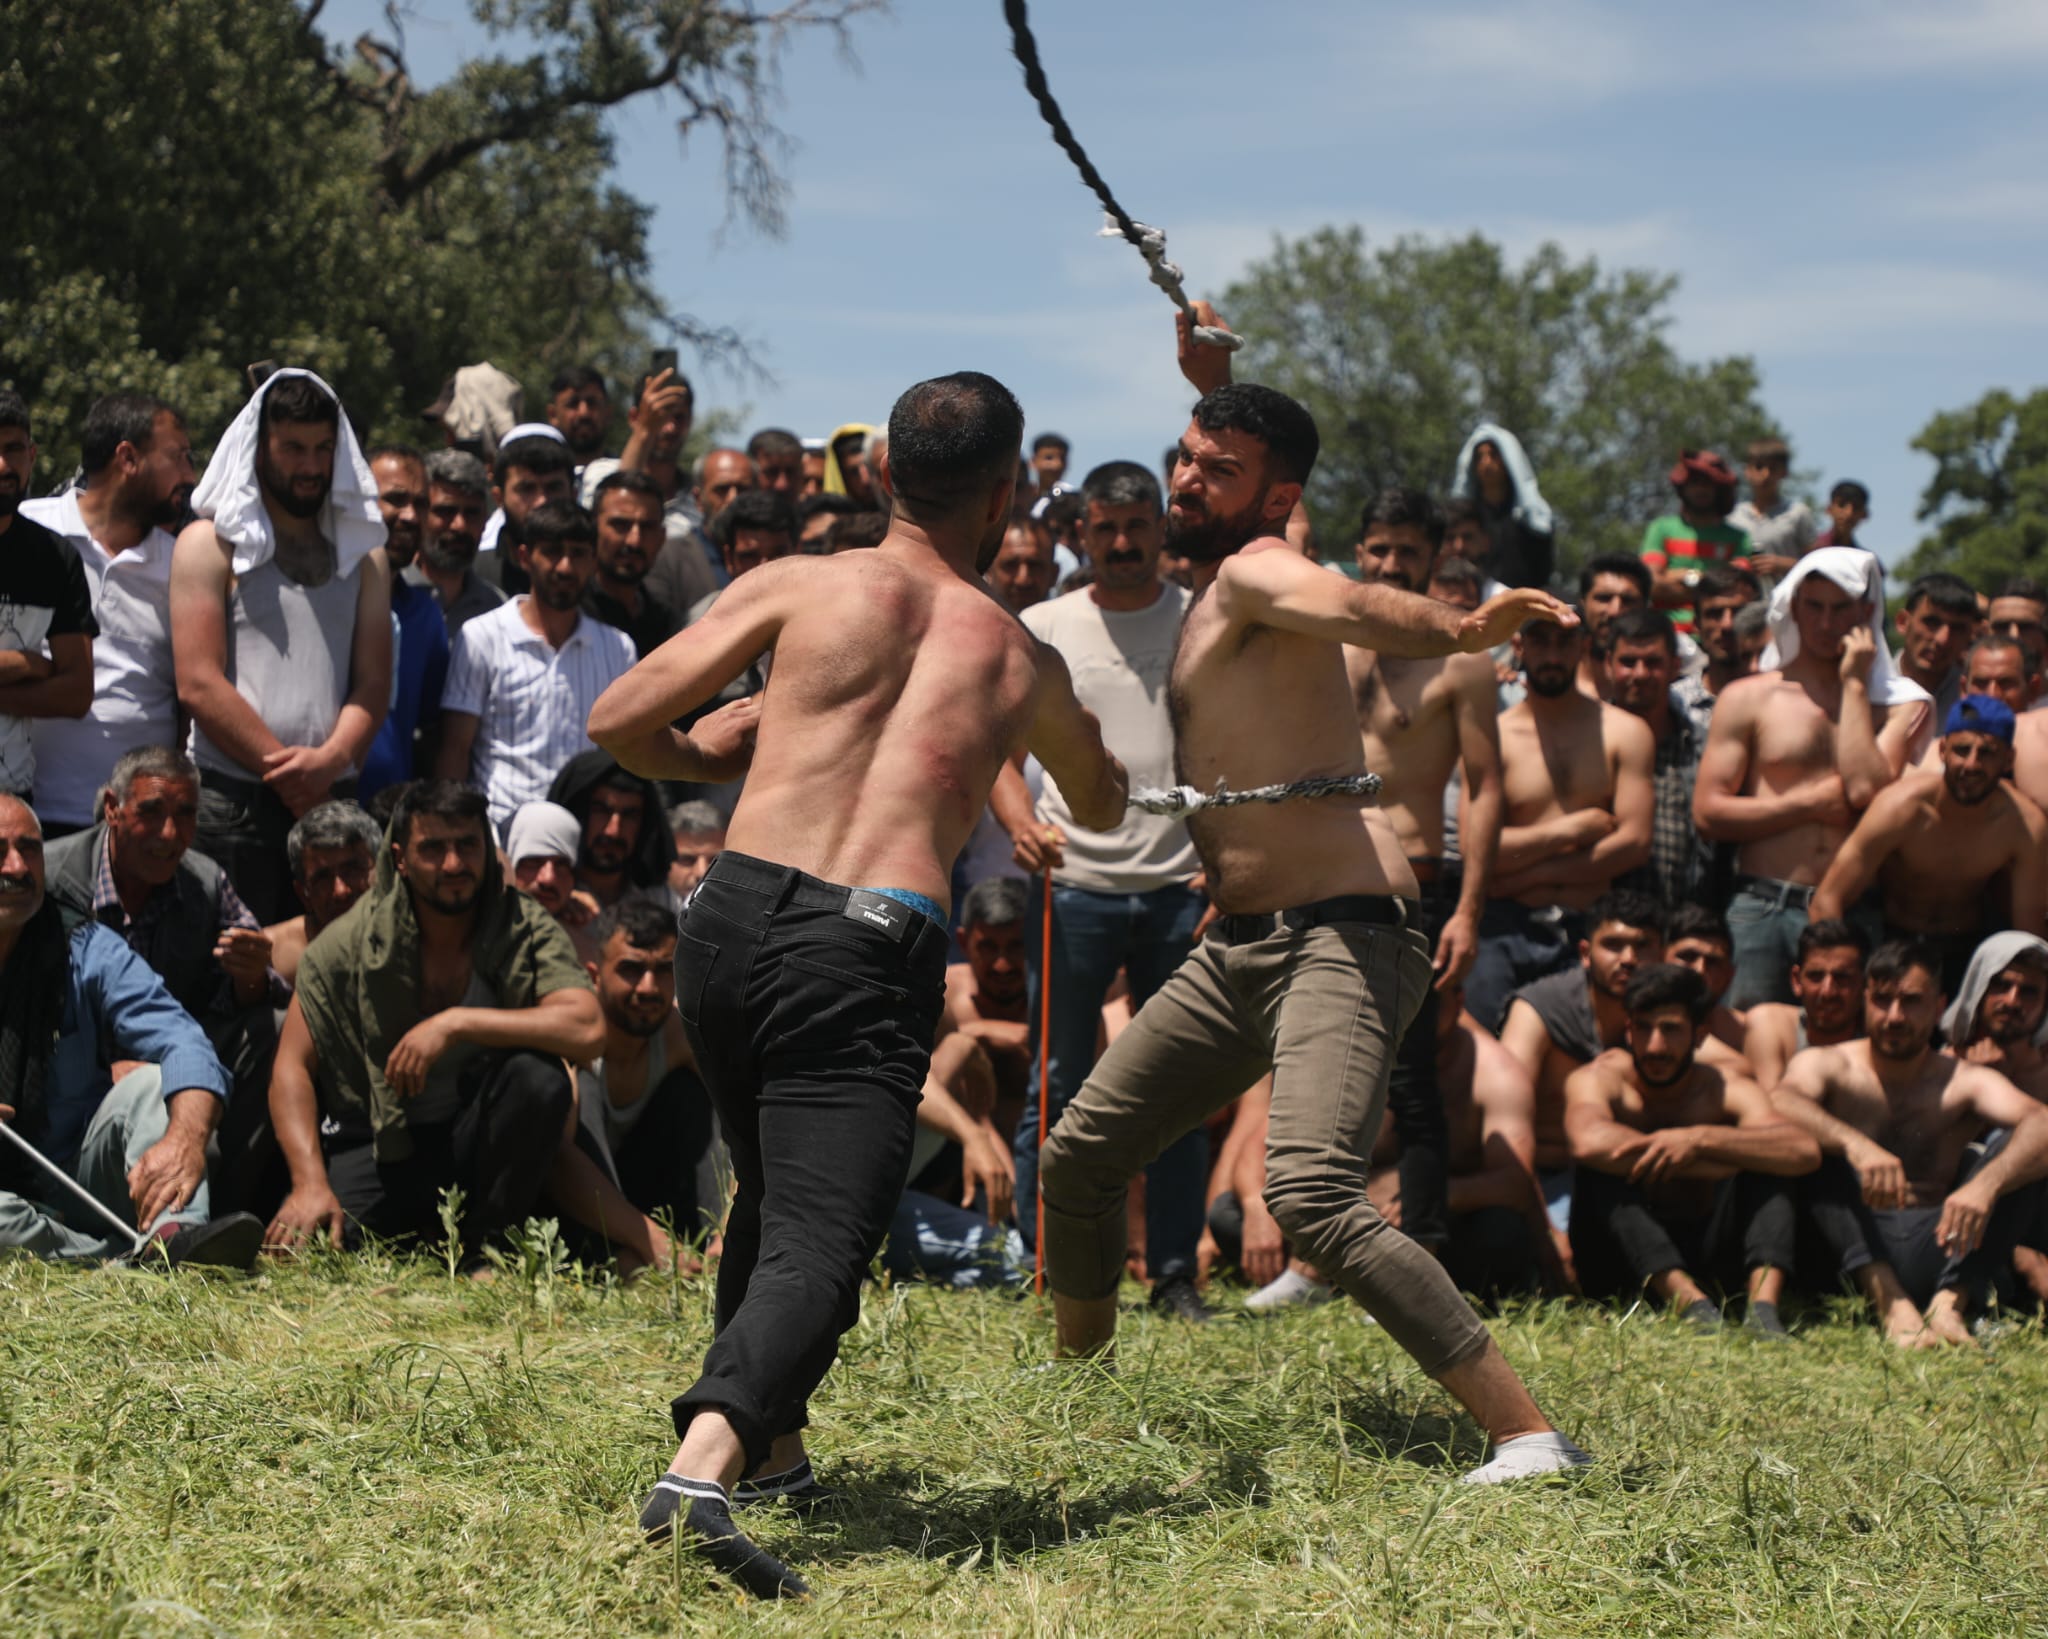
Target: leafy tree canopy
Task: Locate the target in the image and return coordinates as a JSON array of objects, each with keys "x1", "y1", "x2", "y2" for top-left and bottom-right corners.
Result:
[{"x1": 1895, "y1": 388, "x2": 2048, "y2": 590}]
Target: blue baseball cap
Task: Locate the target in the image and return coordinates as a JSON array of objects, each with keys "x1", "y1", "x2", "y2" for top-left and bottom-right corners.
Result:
[{"x1": 1944, "y1": 694, "x2": 2017, "y2": 744}]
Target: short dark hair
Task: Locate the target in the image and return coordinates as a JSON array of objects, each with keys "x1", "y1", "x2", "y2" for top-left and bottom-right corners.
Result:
[
  {"x1": 1664, "y1": 903, "x2": 1732, "y2": 951},
  {"x1": 1625, "y1": 963, "x2": 1711, "y2": 1024},
  {"x1": 1442, "y1": 497, "x2": 1482, "y2": 532},
  {"x1": 1605, "y1": 606, "x2": 1678, "y2": 655},
  {"x1": 1965, "y1": 632, "x2": 2029, "y2": 671},
  {"x1": 797, "y1": 493, "x2": 857, "y2": 526},
  {"x1": 494, "y1": 433, "x2": 575, "y2": 486},
  {"x1": 0, "y1": 391, "x2": 30, "y2": 438},
  {"x1": 1904, "y1": 572, "x2": 1979, "y2": 621},
  {"x1": 1359, "y1": 486, "x2": 1445, "y2": 549},
  {"x1": 711, "y1": 489, "x2": 797, "y2": 551},
  {"x1": 1189, "y1": 384, "x2": 1319, "y2": 486},
  {"x1": 592, "y1": 468, "x2": 666, "y2": 514},
  {"x1": 1866, "y1": 938, "x2": 1942, "y2": 993},
  {"x1": 1428, "y1": 556, "x2": 1483, "y2": 596},
  {"x1": 1586, "y1": 890, "x2": 1664, "y2": 940},
  {"x1": 521, "y1": 499, "x2": 597, "y2": 554},
  {"x1": 825, "y1": 511, "x2": 889, "y2": 552},
  {"x1": 81, "y1": 394, "x2": 174, "y2": 478},
  {"x1": 1746, "y1": 437, "x2": 1790, "y2": 467},
  {"x1": 747, "y1": 427, "x2": 803, "y2": 463},
  {"x1": 1694, "y1": 566, "x2": 1761, "y2": 607},
  {"x1": 591, "y1": 894, "x2": 678, "y2": 955},
  {"x1": 960, "y1": 877, "x2": 1027, "y2": 930},
  {"x1": 261, "y1": 375, "x2": 339, "y2": 431},
  {"x1": 1579, "y1": 553, "x2": 1653, "y2": 601},
  {"x1": 549, "y1": 365, "x2": 608, "y2": 400},
  {"x1": 1079, "y1": 460, "x2": 1162, "y2": 517},
  {"x1": 885, "y1": 372, "x2": 1026, "y2": 519},
  {"x1": 1829, "y1": 479, "x2": 1870, "y2": 509},
  {"x1": 1995, "y1": 576, "x2": 2048, "y2": 608},
  {"x1": 365, "y1": 442, "x2": 425, "y2": 470},
  {"x1": 1795, "y1": 918, "x2": 1870, "y2": 966},
  {"x1": 392, "y1": 780, "x2": 489, "y2": 849},
  {"x1": 1032, "y1": 433, "x2": 1070, "y2": 456}
]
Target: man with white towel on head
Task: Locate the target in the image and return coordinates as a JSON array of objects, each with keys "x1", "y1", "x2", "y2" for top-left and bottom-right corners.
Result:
[
  {"x1": 1694, "y1": 547, "x2": 1930, "y2": 1011},
  {"x1": 170, "y1": 371, "x2": 393, "y2": 926}
]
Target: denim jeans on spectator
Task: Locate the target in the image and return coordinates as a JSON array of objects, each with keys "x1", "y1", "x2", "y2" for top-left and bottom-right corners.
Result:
[
  {"x1": 1727, "y1": 878, "x2": 1883, "y2": 1011},
  {"x1": 1013, "y1": 879, "x2": 1207, "y2": 1285},
  {"x1": 882, "y1": 1189, "x2": 1027, "y2": 1289},
  {"x1": 1463, "y1": 899, "x2": 1582, "y2": 1034}
]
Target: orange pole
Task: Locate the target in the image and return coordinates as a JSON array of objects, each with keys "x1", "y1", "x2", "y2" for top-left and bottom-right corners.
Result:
[{"x1": 1034, "y1": 866, "x2": 1053, "y2": 1294}]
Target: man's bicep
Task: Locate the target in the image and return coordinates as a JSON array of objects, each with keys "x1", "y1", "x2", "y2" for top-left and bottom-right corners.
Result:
[
  {"x1": 1452, "y1": 662, "x2": 1503, "y2": 780},
  {"x1": 1873, "y1": 700, "x2": 1926, "y2": 775},
  {"x1": 1961, "y1": 1065, "x2": 2044, "y2": 1131}
]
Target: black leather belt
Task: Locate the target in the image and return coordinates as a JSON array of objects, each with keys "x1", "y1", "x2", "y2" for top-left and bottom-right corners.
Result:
[
  {"x1": 1215, "y1": 894, "x2": 1411, "y2": 946},
  {"x1": 1731, "y1": 874, "x2": 1816, "y2": 911}
]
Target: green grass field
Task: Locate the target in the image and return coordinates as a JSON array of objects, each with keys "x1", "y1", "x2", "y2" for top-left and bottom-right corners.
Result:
[{"x1": 4, "y1": 1239, "x2": 2045, "y2": 1637}]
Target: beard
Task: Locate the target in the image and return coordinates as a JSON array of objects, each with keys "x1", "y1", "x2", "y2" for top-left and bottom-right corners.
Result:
[
  {"x1": 1165, "y1": 493, "x2": 1268, "y2": 564},
  {"x1": 608, "y1": 1005, "x2": 666, "y2": 1039},
  {"x1": 1945, "y1": 770, "x2": 1998, "y2": 806},
  {"x1": 533, "y1": 576, "x2": 582, "y2": 613},
  {"x1": 421, "y1": 533, "x2": 479, "y2": 574},
  {"x1": 383, "y1": 526, "x2": 420, "y2": 570},
  {"x1": 1634, "y1": 1052, "x2": 1694, "y2": 1089},
  {"x1": 1525, "y1": 664, "x2": 1576, "y2": 698},
  {"x1": 257, "y1": 450, "x2": 330, "y2": 520},
  {"x1": 1870, "y1": 1027, "x2": 1927, "y2": 1062}
]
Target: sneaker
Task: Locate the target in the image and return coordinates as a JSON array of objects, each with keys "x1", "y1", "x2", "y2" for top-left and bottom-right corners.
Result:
[
  {"x1": 1148, "y1": 1275, "x2": 1213, "y2": 1322},
  {"x1": 1743, "y1": 1301, "x2": 1792, "y2": 1340},
  {"x1": 1680, "y1": 1297, "x2": 1724, "y2": 1333},
  {"x1": 1244, "y1": 1268, "x2": 1335, "y2": 1313}
]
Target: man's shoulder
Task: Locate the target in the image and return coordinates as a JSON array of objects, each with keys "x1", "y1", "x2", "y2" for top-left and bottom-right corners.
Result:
[
  {"x1": 1, "y1": 510, "x2": 73, "y2": 564},
  {"x1": 1514, "y1": 966, "x2": 1590, "y2": 1017}
]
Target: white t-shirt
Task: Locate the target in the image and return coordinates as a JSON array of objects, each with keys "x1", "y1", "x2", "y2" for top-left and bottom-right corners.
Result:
[{"x1": 1021, "y1": 584, "x2": 1198, "y2": 895}]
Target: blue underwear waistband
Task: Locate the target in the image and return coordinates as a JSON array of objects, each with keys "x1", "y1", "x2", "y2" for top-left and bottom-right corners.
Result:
[{"x1": 857, "y1": 886, "x2": 947, "y2": 930}]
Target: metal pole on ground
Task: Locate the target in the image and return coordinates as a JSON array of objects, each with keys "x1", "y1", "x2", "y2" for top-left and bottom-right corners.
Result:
[{"x1": 0, "y1": 1120, "x2": 151, "y2": 1257}]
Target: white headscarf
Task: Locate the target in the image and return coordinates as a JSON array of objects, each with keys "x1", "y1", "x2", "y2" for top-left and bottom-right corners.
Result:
[
  {"x1": 1758, "y1": 546, "x2": 1931, "y2": 708},
  {"x1": 1942, "y1": 931, "x2": 2048, "y2": 1050},
  {"x1": 505, "y1": 801, "x2": 582, "y2": 868},
  {"x1": 189, "y1": 368, "x2": 385, "y2": 579}
]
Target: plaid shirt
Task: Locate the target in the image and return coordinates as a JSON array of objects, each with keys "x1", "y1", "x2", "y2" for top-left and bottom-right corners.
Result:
[
  {"x1": 1643, "y1": 693, "x2": 1709, "y2": 908},
  {"x1": 91, "y1": 828, "x2": 261, "y2": 942}
]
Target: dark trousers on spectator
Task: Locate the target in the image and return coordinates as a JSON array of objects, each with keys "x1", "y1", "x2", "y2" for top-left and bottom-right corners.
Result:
[
  {"x1": 668, "y1": 852, "x2": 946, "y2": 1473},
  {"x1": 1445, "y1": 1205, "x2": 1541, "y2": 1300},
  {"x1": 1799, "y1": 1150, "x2": 2034, "y2": 1310},
  {"x1": 1570, "y1": 1166, "x2": 1797, "y2": 1301},
  {"x1": 323, "y1": 1050, "x2": 573, "y2": 1259},
  {"x1": 1464, "y1": 899, "x2": 1581, "y2": 1034},
  {"x1": 1385, "y1": 865, "x2": 1459, "y2": 1251},
  {"x1": 197, "y1": 769, "x2": 357, "y2": 926},
  {"x1": 1015, "y1": 878, "x2": 1209, "y2": 1285},
  {"x1": 569, "y1": 1064, "x2": 721, "y2": 1244},
  {"x1": 206, "y1": 1000, "x2": 286, "y2": 1221}
]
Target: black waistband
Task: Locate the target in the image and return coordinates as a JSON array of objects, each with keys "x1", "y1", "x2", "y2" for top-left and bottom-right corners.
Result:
[
  {"x1": 697, "y1": 849, "x2": 950, "y2": 961},
  {"x1": 1215, "y1": 893, "x2": 1413, "y2": 946}
]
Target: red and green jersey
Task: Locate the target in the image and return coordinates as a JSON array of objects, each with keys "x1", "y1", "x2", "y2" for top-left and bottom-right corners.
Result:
[{"x1": 1639, "y1": 514, "x2": 1753, "y2": 630}]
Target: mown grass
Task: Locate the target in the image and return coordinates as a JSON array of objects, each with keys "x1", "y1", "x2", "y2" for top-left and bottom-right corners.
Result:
[{"x1": 3, "y1": 1236, "x2": 2045, "y2": 1637}]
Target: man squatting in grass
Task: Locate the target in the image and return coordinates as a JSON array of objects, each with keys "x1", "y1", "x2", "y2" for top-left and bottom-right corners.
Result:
[
  {"x1": 1037, "y1": 304, "x2": 1594, "y2": 1485},
  {"x1": 589, "y1": 370, "x2": 1127, "y2": 1599}
]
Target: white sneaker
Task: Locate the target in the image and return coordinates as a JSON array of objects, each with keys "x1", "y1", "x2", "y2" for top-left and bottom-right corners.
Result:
[
  {"x1": 1244, "y1": 1269, "x2": 1335, "y2": 1312},
  {"x1": 1460, "y1": 1432, "x2": 1594, "y2": 1485}
]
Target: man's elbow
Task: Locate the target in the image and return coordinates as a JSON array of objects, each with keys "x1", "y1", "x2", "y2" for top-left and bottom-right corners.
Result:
[
  {"x1": 559, "y1": 993, "x2": 607, "y2": 1062},
  {"x1": 53, "y1": 670, "x2": 93, "y2": 719},
  {"x1": 1607, "y1": 829, "x2": 1652, "y2": 876}
]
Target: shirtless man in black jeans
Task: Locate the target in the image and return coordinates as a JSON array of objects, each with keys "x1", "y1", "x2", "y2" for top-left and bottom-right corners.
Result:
[{"x1": 590, "y1": 371, "x2": 1126, "y2": 1599}]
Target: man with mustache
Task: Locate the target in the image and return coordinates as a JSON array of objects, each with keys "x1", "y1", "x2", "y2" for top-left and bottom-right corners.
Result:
[
  {"x1": 22, "y1": 393, "x2": 192, "y2": 837},
  {"x1": 359, "y1": 444, "x2": 450, "y2": 803},
  {"x1": 995, "y1": 458, "x2": 1213, "y2": 1320},
  {"x1": 0, "y1": 393, "x2": 96, "y2": 804},
  {"x1": 1565, "y1": 964, "x2": 1817, "y2": 1332},
  {"x1": 582, "y1": 471, "x2": 682, "y2": 659},
  {"x1": 435, "y1": 501, "x2": 637, "y2": 842},
  {"x1": 1037, "y1": 307, "x2": 1592, "y2": 1486},
  {"x1": 264, "y1": 800, "x2": 380, "y2": 990},
  {"x1": 1811, "y1": 697, "x2": 2044, "y2": 993},
  {"x1": 1770, "y1": 940, "x2": 2048, "y2": 1346},
  {"x1": 1743, "y1": 920, "x2": 1869, "y2": 1089},
  {"x1": 172, "y1": 372, "x2": 394, "y2": 925},
  {"x1": 1464, "y1": 605, "x2": 1655, "y2": 1032},
  {"x1": 411, "y1": 449, "x2": 504, "y2": 640}
]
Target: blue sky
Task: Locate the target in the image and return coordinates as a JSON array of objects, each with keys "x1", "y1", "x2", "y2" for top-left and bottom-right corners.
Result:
[{"x1": 325, "y1": 0, "x2": 2048, "y2": 565}]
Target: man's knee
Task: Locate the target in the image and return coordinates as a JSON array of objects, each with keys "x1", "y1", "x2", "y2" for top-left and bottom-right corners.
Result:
[
  {"x1": 489, "y1": 1052, "x2": 574, "y2": 1125},
  {"x1": 1262, "y1": 1166, "x2": 1389, "y2": 1256}
]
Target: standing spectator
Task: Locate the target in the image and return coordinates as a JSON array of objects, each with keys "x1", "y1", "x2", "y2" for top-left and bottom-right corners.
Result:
[
  {"x1": 747, "y1": 428, "x2": 805, "y2": 496},
  {"x1": 264, "y1": 800, "x2": 380, "y2": 989},
  {"x1": 172, "y1": 371, "x2": 393, "y2": 924},
  {"x1": 1695, "y1": 549, "x2": 1930, "y2": 1008},
  {"x1": 995, "y1": 459, "x2": 1210, "y2": 1319},
  {"x1": 0, "y1": 795, "x2": 259, "y2": 1267},
  {"x1": 1985, "y1": 578, "x2": 2048, "y2": 692},
  {"x1": 1029, "y1": 433, "x2": 1070, "y2": 498},
  {"x1": 544, "y1": 365, "x2": 612, "y2": 469},
  {"x1": 691, "y1": 491, "x2": 799, "y2": 622},
  {"x1": 822, "y1": 422, "x2": 877, "y2": 506},
  {"x1": 21, "y1": 393, "x2": 193, "y2": 835},
  {"x1": 1729, "y1": 438, "x2": 1816, "y2": 577},
  {"x1": 587, "y1": 371, "x2": 720, "y2": 619},
  {"x1": 1449, "y1": 423, "x2": 1555, "y2": 589},
  {"x1": 1892, "y1": 573, "x2": 1979, "y2": 724},
  {"x1": 412, "y1": 449, "x2": 502, "y2": 640},
  {"x1": 1439, "y1": 501, "x2": 1507, "y2": 600},
  {"x1": 583, "y1": 471, "x2": 682, "y2": 659},
  {"x1": 0, "y1": 392, "x2": 96, "y2": 797},
  {"x1": 262, "y1": 781, "x2": 603, "y2": 1261},
  {"x1": 988, "y1": 514, "x2": 1058, "y2": 615},
  {"x1": 1575, "y1": 553, "x2": 1651, "y2": 699},
  {"x1": 796, "y1": 494, "x2": 856, "y2": 553},
  {"x1": 436, "y1": 502, "x2": 637, "y2": 840},
  {"x1": 478, "y1": 429, "x2": 577, "y2": 592},
  {"x1": 1640, "y1": 450, "x2": 1751, "y2": 626},
  {"x1": 1672, "y1": 567, "x2": 1764, "y2": 732},
  {"x1": 546, "y1": 749, "x2": 676, "y2": 910},
  {"x1": 360, "y1": 444, "x2": 449, "y2": 803},
  {"x1": 1812, "y1": 480, "x2": 1871, "y2": 551},
  {"x1": 800, "y1": 439, "x2": 827, "y2": 499},
  {"x1": 695, "y1": 449, "x2": 759, "y2": 536},
  {"x1": 1604, "y1": 609, "x2": 1709, "y2": 910}
]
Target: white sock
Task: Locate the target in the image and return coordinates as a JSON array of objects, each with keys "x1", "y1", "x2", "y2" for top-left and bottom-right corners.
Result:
[
  {"x1": 1460, "y1": 1431, "x2": 1594, "y2": 1486},
  {"x1": 1244, "y1": 1268, "x2": 1334, "y2": 1312}
]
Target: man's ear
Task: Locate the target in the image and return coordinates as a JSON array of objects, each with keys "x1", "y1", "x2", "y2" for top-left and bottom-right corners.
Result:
[
  {"x1": 1260, "y1": 480, "x2": 1303, "y2": 530},
  {"x1": 874, "y1": 446, "x2": 896, "y2": 503}
]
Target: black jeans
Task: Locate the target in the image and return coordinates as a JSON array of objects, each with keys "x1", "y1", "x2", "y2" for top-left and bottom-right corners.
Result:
[
  {"x1": 668, "y1": 851, "x2": 947, "y2": 1472},
  {"x1": 1385, "y1": 866, "x2": 1458, "y2": 1252},
  {"x1": 197, "y1": 769, "x2": 358, "y2": 926},
  {"x1": 1570, "y1": 1167, "x2": 1797, "y2": 1300},
  {"x1": 323, "y1": 1050, "x2": 573, "y2": 1258},
  {"x1": 1798, "y1": 1151, "x2": 2026, "y2": 1309}
]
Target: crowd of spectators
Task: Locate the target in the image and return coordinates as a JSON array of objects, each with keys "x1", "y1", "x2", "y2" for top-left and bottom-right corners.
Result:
[{"x1": 0, "y1": 364, "x2": 2043, "y2": 1347}]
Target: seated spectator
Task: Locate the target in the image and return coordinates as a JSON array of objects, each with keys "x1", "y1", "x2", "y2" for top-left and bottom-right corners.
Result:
[
  {"x1": 1695, "y1": 548, "x2": 1929, "y2": 1008},
  {"x1": 988, "y1": 513, "x2": 1058, "y2": 615},
  {"x1": 505, "y1": 800, "x2": 598, "y2": 960},
  {"x1": 940, "y1": 878, "x2": 1032, "y2": 1141},
  {"x1": 1892, "y1": 572, "x2": 1980, "y2": 724},
  {"x1": 1604, "y1": 608, "x2": 1708, "y2": 909},
  {"x1": 1640, "y1": 451, "x2": 1750, "y2": 629},
  {"x1": 1729, "y1": 438, "x2": 1816, "y2": 577},
  {"x1": 412, "y1": 449, "x2": 503, "y2": 640},
  {"x1": 0, "y1": 390, "x2": 97, "y2": 800},
  {"x1": 666, "y1": 800, "x2": 725, "y2": 908},
  {"x1": 582, "y1": 470, "x2": 682, "y2": 660},
  {"x1": 1662, "y1": 904, "x2": 1750, "y2": 1055},
  {"x1": 1564, "y1": 965, "x2": 1818, "y2": 1332},
  {"x1": 1743, "y1": 919, "x2": 1870, "y2": 1088},
  {"x1": 549, "y1": 897, "x2": 719, "y2": 1275},
  {"x1": 796, "y1": 492, "x2": 856, "y2": 553},
  {"x1": 1673, "y1": 567, "x2": 1765, "y2": 730},
  {"x1": 0, "y1": 795, "x2": 258, "y2": 1267},
  {"x1": 1449, "y1": 423, "x2": 1554, "y2": 589},
  {"x1": 1466, "y1": 611, "x2": 1653, "y2": 1030},
  {"x1": 1812, "y1": 697, "x2": 2043, "y2": 992},
  {"x1": 547, "y1": 750, "x2": 676, "y2": 911},
  {"x1": 1575, "y1": 553, "x2": 1651, "y2": 699},
  {"x1": 265, "y1": 800, "x2": 380, "y2": 988},
  {"x1": 436, "y1": 501, "x2": 637, "y2": 840},
  {"x1": 360, "y1": 444, "x2": 449, "y2": 802},
  {"x1": 1812, "y1": 479, "x2": 1870, "y2": 551},
  {"x1": 263, "y1": 781, "x2": 602, "y2": 1262},
  {"x1": 1770, "y1": 940, "x2": 2048, "y2": 1346}
]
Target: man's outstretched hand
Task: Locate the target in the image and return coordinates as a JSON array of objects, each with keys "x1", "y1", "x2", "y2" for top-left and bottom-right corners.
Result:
[{"x1": 1456, "y1": 588, "x2": 1580, "y2": 654}]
